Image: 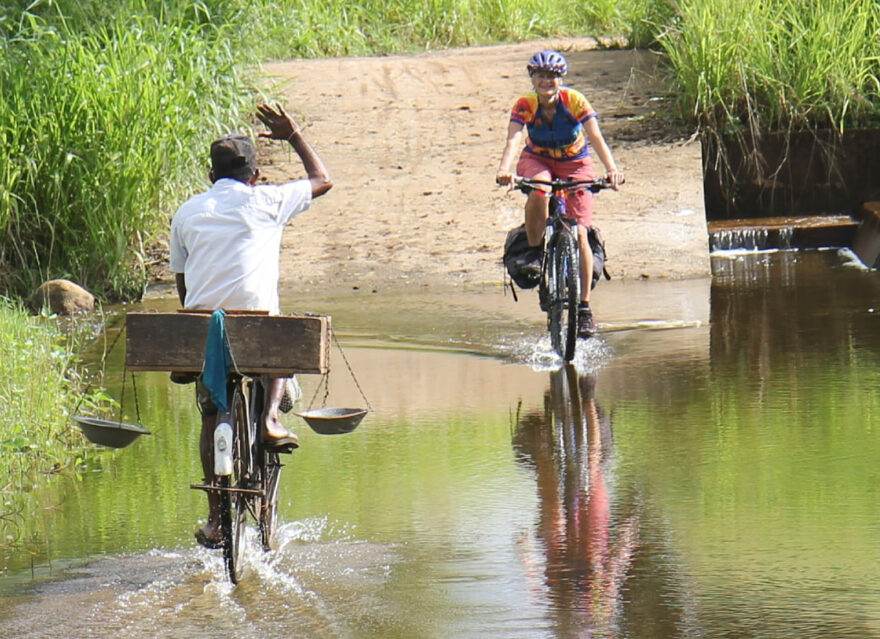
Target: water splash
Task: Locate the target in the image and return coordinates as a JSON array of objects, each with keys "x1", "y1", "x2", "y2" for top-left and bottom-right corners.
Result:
[
  {"x1": 501, "y1": 332, "x2": 612, "y2": 373},
  {"x1": 839, "y1": 247, "x2": 874, "y2": 271},
  {"x1": 778, "y1": 227, "x2": 793, "y2": 249}
]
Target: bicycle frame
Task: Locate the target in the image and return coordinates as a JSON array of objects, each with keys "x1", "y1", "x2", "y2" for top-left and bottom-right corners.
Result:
[
  {"x1": 192, "y1": 373, "x2": 286, "y2": 584},
  {"x1": 513, "y1": 177, "x2": 611, "y2": 361}
]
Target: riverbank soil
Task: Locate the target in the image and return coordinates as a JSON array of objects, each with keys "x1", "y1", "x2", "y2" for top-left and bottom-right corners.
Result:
[{"x1": 153, "y1": 38, "x2": 710, "y2": 298}]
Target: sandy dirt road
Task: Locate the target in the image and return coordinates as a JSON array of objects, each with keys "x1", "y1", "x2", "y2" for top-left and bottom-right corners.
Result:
[{"x1": 190, "y1": 38, "x2": 710, "y2": 297}]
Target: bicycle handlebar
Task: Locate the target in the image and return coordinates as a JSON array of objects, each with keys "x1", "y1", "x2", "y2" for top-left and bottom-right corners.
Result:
[{"x1": 512, "y1": 176, "x2": 620, "y2": 194}]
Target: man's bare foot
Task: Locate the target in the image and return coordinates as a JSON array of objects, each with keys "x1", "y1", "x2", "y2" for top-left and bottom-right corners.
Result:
[
  {"x1": 195, "y1": 522, "x2": 223, "y2": 549},
  {"x1": 263, "y1": 415, "x2": 299, "y2": 449}
]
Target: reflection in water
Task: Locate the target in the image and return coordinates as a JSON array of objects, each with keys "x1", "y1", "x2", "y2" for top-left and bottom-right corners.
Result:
[
  {"x1": 3, "y1": 251, "x2": 880, "y2": 637},
  {"x1": 710, "y1": 249, "x2": 880, "y2": 372},
  {"x1": 513, "y1": 365, "x2": 639, "y2": 638}
]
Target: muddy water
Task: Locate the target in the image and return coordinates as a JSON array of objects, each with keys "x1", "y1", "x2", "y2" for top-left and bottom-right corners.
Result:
[{"x1": 2, "y1": 250, "x2": 879, "y2": 638}]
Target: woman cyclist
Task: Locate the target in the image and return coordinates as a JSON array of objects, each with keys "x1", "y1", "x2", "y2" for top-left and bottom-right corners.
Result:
[{"x1": 496, "y1": 50, "x2": 624, "y2": 337}]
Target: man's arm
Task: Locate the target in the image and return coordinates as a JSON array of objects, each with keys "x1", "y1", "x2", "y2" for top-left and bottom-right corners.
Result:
[
  {"x1": 287, "y1": 129, "x2": 333, "y2": 198},
  {"x1": 256, "y1": 103, "x2": 333, "y2": 199},
  {"x1": 175, "y1": 273, "x2": 186, "y2": 307}
]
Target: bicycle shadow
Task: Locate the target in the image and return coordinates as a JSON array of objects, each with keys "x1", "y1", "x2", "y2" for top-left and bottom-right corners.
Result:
[{"x1": 512, "y1": 364, "x2": 639, "y2": 637}]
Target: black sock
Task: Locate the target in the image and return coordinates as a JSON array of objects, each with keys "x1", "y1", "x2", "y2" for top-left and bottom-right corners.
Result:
[{"x1": 578, "y1": 302, "x2": 590, "y2": 310}]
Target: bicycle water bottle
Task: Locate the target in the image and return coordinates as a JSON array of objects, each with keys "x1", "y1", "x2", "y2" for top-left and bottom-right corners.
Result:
[
  {"x1": 556, "y1": 192, "x2": 567, "y2": 217},
  {"x1": 214, "y1": 419, "x2": 233, "y2": 476}
]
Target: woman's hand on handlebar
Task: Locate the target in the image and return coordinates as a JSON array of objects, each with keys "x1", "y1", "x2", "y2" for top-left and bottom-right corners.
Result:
[
  {"x1": 605, "y1": 169, "x2": 625, "y2": 190},
  {"x1": 496, "y1": 170, "x2": 514, "y2": 186}
]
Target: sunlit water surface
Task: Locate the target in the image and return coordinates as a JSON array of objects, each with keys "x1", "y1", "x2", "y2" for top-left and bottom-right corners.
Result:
[{"x1": 1, "y1": 250, "x2": 878, "y2": 638}]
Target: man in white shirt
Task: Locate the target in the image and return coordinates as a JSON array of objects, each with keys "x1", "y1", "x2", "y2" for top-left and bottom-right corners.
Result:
[{"x1": 170, "y1": 103, "x2": 332, "y2": 548}]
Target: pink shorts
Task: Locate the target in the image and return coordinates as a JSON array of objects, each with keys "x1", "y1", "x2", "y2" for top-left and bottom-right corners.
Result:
[{"x1": 516, "y1": 152, "x2": 595, "y2": 226}]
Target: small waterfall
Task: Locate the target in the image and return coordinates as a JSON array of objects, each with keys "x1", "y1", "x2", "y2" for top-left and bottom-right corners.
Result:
[
  {"x1": 778, "y1": 227, "x2": 793, "y2": 249},
  {"x1": 710, "y1": 228, "x2": 771, "y2": 251},
  {"x1": 708, "y1": 214, "x2": 858, "y2": 253}
]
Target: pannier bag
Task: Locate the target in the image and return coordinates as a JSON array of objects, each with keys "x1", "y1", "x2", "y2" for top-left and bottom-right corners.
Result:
[
  {"x1": 503, "y1": 224, "x2": 611, "y2": 291},
  {"x1": 588, "y1": 225, "x2": 611, "y2": 290},
  {"x1": 503, "y1": 225, "x2": 542, "y2": 289}
]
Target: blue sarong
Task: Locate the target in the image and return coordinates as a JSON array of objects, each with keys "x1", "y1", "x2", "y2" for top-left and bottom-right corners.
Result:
[{"x1": 201, "y1": 309, "x2": 229, "y2": 413}]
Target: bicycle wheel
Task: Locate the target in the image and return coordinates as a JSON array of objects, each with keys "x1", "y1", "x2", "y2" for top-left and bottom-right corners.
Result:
[
  {"x1": 547, "y1": 229, "x2": 579, "y2": 362},
  {"x1": 218, "y1": 475, "x2": 235, "y2": 580},
  {"x1": 249, "y1": 379, "x2": 282, "y2": 551},
  {"x1": 224, "y1": 382, "x2": 253, "y2": 584},
  {"x1": 260, "y1": 450, "x2": 282, "y2": 551}
]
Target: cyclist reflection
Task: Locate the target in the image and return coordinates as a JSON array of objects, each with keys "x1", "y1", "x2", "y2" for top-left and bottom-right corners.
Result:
[{"x1": 513, "y1": 365, "x2": 639, "y2": 636}]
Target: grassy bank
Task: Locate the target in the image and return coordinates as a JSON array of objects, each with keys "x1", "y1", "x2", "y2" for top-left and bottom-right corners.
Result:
[
  {"x1": 0, "y1": 298, "x2": 112, "y2": 488},
  {"x1": 0, "y1": 296, "x2": 116, "y2": 559},
  {"x1": 656, "y1": 0, "x2": 880, "y2": 134},
  {"x1": 0, "y1": 6, "x2": 255, "y2": 301},
  {"x1": 655, "y1": 0, "x2": 879, "y2": 211},
  {"x1": 251, "y1": 0, "x2": 670, "y2": 58}
]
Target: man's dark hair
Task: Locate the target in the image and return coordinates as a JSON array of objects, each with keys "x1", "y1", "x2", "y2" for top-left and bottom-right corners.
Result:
[{"x1": 210, "y1": 134, "x2": 257, "y2": 181}]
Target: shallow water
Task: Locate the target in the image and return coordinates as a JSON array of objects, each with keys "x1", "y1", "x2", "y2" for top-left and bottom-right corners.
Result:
[{"x1": 1, "y1": 250, "x2": 879, "y2": 638}]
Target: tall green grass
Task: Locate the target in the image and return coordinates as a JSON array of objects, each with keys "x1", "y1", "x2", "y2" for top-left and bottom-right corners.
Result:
[
  {"x1": 250, "y1": 0, "x2": 657, "y2": 59},
  {"x1": 656, "y1": 0, "x2": 880, "y2": 135},
  {"x1": 0, "y1": 6, "x2": 256, "y2": 300}
]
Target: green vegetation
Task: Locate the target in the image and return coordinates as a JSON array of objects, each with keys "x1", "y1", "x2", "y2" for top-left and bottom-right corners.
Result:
[
  {"x1": 0, "y1": 4, "x2": 255, "y2": 301},
  {"x1": 1, "y1": 0, "x2": 877, "y2": 301},
  {"x1": 0, "y1": 295, "x2": 119, "y2": 555},
  {"x1": 656, "y1": 0, "x2": 880, "y2": 134},
  {"x1": 654, "y1": 0, "x2": 879, "y2": 211},
  {"x1": 0, "y1": 297, "x2": 113, "y2": 484},
  {"x1": 249, "y1": 0, "x2": 661, "y2": 59}
]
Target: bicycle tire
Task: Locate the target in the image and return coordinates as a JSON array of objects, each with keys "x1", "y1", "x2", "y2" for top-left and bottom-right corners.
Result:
[
  {"x1": 250, "y1": 380, "x2": 282, "y2": 551},
  {"x1": 260, "y1": 450, "x2": 281, "y2": 551},
  {"x1": 226, "y1": 383, "x2": 252, "y2": 583},
  {"x1": 547, "y1": 229, "x2": 579, "y2": 361},
  {"x1": 219, "y1": 475, "x2": 235, "y2": 582}
]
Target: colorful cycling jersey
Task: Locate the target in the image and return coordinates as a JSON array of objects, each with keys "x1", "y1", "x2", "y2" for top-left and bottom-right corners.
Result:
[{"x1": 510, "y1": 87, "x2": 597, "y2": 160}]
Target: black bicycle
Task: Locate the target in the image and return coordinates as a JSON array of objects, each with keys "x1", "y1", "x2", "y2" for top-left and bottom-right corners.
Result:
[
  {"x1": 193, "y1": 374, "x2": 285, "y2": 583},
  {"x1": 514, "y1": 177, "x2": 613, "y2": 362}
]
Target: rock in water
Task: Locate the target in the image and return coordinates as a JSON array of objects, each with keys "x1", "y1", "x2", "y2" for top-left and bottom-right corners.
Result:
[{"x1": 31, "y1": 279, "x2": 96, "y2": 315}]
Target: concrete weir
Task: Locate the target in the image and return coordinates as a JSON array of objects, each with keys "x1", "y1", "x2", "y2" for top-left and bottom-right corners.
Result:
[
  {"x1": 707, "y1": 203, "x2": 880, "y2": 271},
  {"x1": 700, "y1": 127, "x2": 880, "y2": 268},
  {"x1": 708, "y1": 214, "x2": 859, "y2": 252}
]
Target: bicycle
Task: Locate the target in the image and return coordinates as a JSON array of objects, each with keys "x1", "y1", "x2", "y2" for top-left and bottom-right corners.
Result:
[
  {"x1": 513, "y1": 177, "x2": 614, "y2": 362},
  {"x1": 183, "y1": 315, "x2": 278, "y2": 585},
  {"x1": 191, "y1": 373, "x2": 287, "y2": 584},
  {"x1": 125, "y1": 309, "x2": 331, "y2": 584},
  {"x1": 190, "y1": 373, "x2": 291, "y2": 584}
]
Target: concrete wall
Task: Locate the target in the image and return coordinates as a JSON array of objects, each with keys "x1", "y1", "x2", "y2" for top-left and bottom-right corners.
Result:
[
  {"x1": 701, "y1": 129, "x2": 880, "y2": 221},
  {"x1": 853, "y1": 202, "x2": 880, "y2": 269}
]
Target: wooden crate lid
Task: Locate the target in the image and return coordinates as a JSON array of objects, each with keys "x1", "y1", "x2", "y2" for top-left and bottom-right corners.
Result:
[{"x1": 125, "y1": 311, "x2": 330, "y2": 375}]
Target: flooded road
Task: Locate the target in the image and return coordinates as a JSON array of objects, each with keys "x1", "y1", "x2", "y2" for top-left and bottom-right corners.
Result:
[{"x1": 1, "y1": 249, "x2": 879, "y2": 638}]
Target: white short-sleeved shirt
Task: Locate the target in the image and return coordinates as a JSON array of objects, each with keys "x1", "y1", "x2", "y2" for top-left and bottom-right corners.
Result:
[{"x1": 169, "y1": 178, "x2": 312, "y2": 314}]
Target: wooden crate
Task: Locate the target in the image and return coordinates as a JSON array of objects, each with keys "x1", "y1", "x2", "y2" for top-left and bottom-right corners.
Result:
[{"x1": 125, "y1": 311, "x2": 330, "y2": 375}]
